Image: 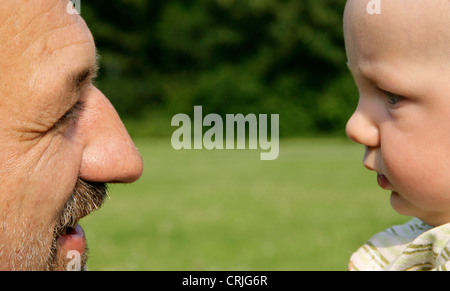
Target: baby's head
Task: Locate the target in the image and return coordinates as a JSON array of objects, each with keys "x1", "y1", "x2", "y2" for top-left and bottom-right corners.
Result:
[{"x1": 344, "y1": 0, "x2": 450, "y2": 226}]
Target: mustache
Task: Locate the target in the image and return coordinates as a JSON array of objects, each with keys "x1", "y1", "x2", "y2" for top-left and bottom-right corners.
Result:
[
  {"x1": 47, "y1": 178, "x2": 108, "y2": 270},
  {"x1": 54, "y1": 179, "x2": 108, "y2": 235}
]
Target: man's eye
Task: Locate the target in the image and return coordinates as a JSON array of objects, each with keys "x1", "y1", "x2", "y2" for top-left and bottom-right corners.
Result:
[
  {"x1": 54, "y1": 100, "x2": 85, "y2": 129},
  {"x1": 383, "y1": 90, "x2": 403, "y2": 105}
]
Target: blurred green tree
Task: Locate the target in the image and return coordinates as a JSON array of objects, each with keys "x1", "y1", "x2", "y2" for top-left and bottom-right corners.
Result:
[{"x1": 81, "y1": 0, "x2": 357, "y2": 137}]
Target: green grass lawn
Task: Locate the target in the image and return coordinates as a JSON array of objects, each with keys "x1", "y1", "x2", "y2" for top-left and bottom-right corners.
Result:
[{"x1": 82, "y1": 137, "x2": 409, "y2": 270}]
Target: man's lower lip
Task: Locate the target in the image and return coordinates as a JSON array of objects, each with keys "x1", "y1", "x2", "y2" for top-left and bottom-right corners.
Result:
[
  {"x1": 57, "y1": 223, "x2": 86, "y2": 256},
  {"x1": 377, "y1": 173, "x2": 392, "y2": 190}
]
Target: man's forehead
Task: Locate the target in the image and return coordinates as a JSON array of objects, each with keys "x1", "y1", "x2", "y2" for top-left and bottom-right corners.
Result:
[
  {"x1": 0, "y1": 0, "x2": 87, "y2": 59},
  {"x1": 0, "y1": 0, "x2": 97, "y2": 116},
  {"x1": 0, "y1": 0, "x2": 68, "y2": 37}
]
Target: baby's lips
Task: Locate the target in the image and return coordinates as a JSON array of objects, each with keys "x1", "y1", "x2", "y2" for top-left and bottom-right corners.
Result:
[{"x1": 377, "y1": 172, "x2": 393, "y2": 190}]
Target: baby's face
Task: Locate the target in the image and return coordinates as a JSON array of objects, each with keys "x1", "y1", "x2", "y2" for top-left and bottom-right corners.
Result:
[{"x1": 344, "y1": 0, "x2": 450, "y2": 226}]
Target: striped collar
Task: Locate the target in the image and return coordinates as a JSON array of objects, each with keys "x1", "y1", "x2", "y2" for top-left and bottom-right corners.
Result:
[{"x1": 349, "y1": 218, "x2": 450, "y2": 271}]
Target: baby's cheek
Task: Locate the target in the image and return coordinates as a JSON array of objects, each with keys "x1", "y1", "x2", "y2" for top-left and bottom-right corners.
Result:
[{"x1": 386, "y1": 145, "x2": 450, "y2": 212}]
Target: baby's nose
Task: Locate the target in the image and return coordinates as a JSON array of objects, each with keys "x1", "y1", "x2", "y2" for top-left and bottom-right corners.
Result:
[{"x1": 346, "y1": 105, "x2": 380, "y2": 148}]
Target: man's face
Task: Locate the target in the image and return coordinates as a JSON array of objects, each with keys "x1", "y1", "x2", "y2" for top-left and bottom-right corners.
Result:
[
  {"x1": 0, "y1": 0, "x2": 143, "y2": 270},
  {"x1": 344, "y1": 0, "x2": 450, "y2": 226}
]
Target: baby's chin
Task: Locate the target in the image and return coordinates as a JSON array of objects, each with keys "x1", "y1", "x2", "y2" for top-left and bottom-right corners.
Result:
[{"x1": 390, "y1": 192, "x2": 450, "y2": 227}]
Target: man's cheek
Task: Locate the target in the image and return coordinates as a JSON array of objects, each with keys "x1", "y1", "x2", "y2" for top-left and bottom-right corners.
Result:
[{"x1": 32, "y1": 137, "x2": 81, "y2": 196}]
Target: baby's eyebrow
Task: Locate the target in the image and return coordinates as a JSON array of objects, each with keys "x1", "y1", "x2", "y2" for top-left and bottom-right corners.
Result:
[
  {"x1": 345, "y1": 60, "x2": 373, "y2": 81},
  {"x1": 345, "y1": 61, "x2": 353, "y2": 71},
  {"x1": 345, "y1": 61, "x2": 355, "y2": 76}
]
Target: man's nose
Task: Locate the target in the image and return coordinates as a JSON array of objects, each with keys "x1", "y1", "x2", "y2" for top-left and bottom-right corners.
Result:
[
  {"x1": 345, "y1": 99, "x2": 380, "y2": 148},
  {"x1": 78, "y1": 86, "x2": 143, "y2": 183}
]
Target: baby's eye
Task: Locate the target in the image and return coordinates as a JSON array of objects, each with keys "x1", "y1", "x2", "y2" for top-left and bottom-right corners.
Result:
[{"x1": 383, "y1": 90, "x2": 403, "y2": 105}]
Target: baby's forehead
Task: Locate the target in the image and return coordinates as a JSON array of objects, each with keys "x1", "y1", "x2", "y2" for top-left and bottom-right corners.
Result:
[{"x1": 344, "y1": 0, "x2": 450, "y2": 66}]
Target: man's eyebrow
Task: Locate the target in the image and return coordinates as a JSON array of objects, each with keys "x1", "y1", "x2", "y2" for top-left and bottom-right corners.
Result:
[{"x1": 68, "y1": 53, "x2": 100, "y2": 93}]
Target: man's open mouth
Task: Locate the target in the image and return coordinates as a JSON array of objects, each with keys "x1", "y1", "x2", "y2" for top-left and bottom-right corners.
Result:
[
  {"x1": 47, "y1": 179, "x2": 108, "y2": 271},
  {"x1": 57, "y1": 224, "x2": 86, "y2": 260},
  {"x1": 60, "y1": 225, "x2": 78, "y2": 236}
]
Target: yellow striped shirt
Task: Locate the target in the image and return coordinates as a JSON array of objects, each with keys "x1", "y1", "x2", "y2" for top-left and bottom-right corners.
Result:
[{"x1": 349, "y1": 218, "x2": 450, "y2": 271}]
